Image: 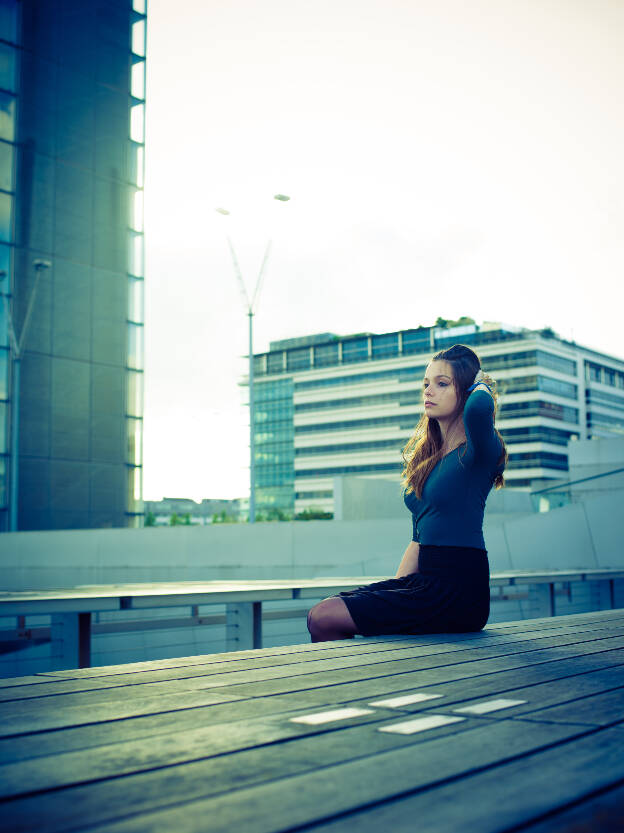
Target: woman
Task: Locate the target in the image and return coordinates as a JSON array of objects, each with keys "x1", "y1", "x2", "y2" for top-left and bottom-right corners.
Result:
[{"x1": 306, "y1": 343, "x2": 508, "y2": 642}]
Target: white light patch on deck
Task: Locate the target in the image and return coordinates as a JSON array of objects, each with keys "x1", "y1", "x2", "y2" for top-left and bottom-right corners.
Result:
[
  {"x1": 290, "y1": 707, "x2": 374, "y2": 725},
  {"x1": 368, "y1": 693, "x2": 443, "y2": 708},
  {"x1": 453, "y1": 699, "x2": 527, "y2": 715},
  {"x1": 378, "y1": 715, "x2": 465, "y2": 735}
]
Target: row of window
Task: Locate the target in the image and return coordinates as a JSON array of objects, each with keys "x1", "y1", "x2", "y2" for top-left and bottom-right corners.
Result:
[
  {"x1": 265, "y1": 351, "x2": 580, "y2": 400},
  {"x1": 294, "y1": 366, "x2": 425, "y2": 393},
  {"x1": 499, "y1": 426, "x2": 578, "y2": 446},
  {"x1": 585, "y1": 389, "x2": 624, "y2": 410},
  {"x1": 506, "y1": 453, "x2": 569, "y2": 471},
  {"x1": 294, "y1": 451, "x2": 571, "y2": 481},
  {"x1": 295, "y1": 389, "x2": 423, "y2": 414},
  {"x1": 295, "y1": 413, "x2": 427, "y2": 435},
  {"x1": 255, "y1": 329, "x2": 580, "y2": 378},
  {"x1": 499, "y1": 401, "x2": 579, "y2": 424},
  {"x1": 295, "y1": 439, "x2": 404, "y2": 457},
  {"x1": 586, "y1": 361, "x2": 624, "y2": 389},
  {"x1": 499, "y1": 375, "x2": 578, "y2": 400},
  {"x1": 586, "y1": 412, "x2": 624, "y2": 428},
  {"x1": 295, "y1": 490, "x2": 333, "y2": 500}
]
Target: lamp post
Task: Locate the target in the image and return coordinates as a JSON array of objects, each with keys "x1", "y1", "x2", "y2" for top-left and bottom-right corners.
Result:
[
  {"x1": 0, "y1": 259, "x2": 52, "y2": 531},
  {"x1": 217, "y1": 195, "x2": 290, "y2": 523}
]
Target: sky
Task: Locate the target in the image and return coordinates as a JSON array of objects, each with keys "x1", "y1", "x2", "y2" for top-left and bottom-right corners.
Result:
[{"x1": 142, "y1": 0, "x2": 624, "y2": 502}]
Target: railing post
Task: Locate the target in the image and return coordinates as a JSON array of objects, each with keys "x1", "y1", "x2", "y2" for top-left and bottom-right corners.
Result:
[
  {"x1": 226, "y1": 602, "x2": 262, "y2": 650},
  {"x1": 528, "y1": 583, "x2": 555, "y2": 618},
  {"x1": 50, "y1": 612, "x2": 91, "y2": 670}
]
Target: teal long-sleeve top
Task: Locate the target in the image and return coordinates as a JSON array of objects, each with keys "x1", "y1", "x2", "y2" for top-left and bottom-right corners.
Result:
[{"x1": 403, "y1": 389, "x2": 505, "y2": 550}]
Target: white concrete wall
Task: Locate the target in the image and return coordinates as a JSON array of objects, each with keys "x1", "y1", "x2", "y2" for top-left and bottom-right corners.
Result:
[{"x1": 0, "y1": 487, "x2": 622, "y2": 592}]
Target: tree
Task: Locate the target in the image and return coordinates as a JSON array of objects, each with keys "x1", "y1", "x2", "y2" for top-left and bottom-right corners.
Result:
[
  {"x1": 295, "y1": 508, "x2": 334, "y2": 521},
  {"x1": 212, "y1": 510, "x2": 238, "y2": 524},
  {"x1": 144, "y1": 511, "x2": 156, "y2": 527}
]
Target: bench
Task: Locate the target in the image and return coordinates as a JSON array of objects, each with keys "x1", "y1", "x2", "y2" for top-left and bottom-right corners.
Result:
[{"x1": 1, "y1": 569, "x2": 623, "y2": 670}]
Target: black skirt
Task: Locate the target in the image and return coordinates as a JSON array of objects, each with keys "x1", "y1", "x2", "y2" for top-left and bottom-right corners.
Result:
[{"x1": 337, "y1": 544, "x2": 490, "y2": 636}]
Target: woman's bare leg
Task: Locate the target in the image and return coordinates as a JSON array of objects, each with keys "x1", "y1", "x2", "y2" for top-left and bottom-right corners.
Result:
[{"x1": 307, "y1": 597, "x2": 359, "y2": 642}]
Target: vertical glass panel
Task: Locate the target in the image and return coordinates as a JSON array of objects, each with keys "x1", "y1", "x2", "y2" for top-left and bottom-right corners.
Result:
[
  {"x1": 0, "y1": 92, "x2": 15, "y2": 141},
  {"x1": 130, "y1": 188, "x2": 144, "y2": 231},
  {"x1": 0, "y1": 454, "x2": 6, "y2": 507},
  {"x1": 127, "y1": 322, "x2": 144, "y2": 369},
  {"x1": 0, "y1": 347, "x2": 7, "y2": 398},
  {"x1": 128, "y1": 276, "x2": 144, "y2": 324},
  {"x1": 135, "y1": 145, "x2": 144, "y2": 188},
  {"x1": 132, "y1": 20, "x2": 146, "y2": 57},
  {"x1": 128, "y1": 231, "x2": 144, "y2": 276},
  {"x1": 130, "y1": 103, "x2": 144, "y2": 143},
  {"x1": 0, "y1": 2, "x2": 18, "y2": 43},
  {"x1": 133, "y1": 0, "x2": 147, "y2": 13},
  {"x1": 127, "y1": 369, "x2": 144, "y2": 416},
  {"x1": 0, "y1": 191, "x2": 11, "y2": 241},
  {"x1": 0, "y1": 44, "x2": 16, "y2": 92},
  {"x1": 0, "y1": 400, "x2": 6, "y2": 452},
  {"x1": 0, "y1": 140, "x2": 13, "y2": 191},
  {"x1": 126, "y1": 465, "x2": 142, "y2": 512},
  {"x1": 131, "y1": 60, "x2": 145, "y2": 100},
  {"x1": 127, "y1": 417, "x2": 143, "y2": 465}
]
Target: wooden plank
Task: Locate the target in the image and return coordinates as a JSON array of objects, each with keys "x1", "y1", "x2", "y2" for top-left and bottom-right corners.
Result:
[
  {"x1": 0, "y1": 718, "x2": 587, "y2": 833},
  {"x1": 45, "y1": 724, "x2": 624, "y2": 833},
  {"x1": 3, "y1": 623, "x2": 623, "y2": 709},
  {"x1": 31, "y1": 609, "x2": 624, "y2": 684},
  {"x1": 516, "y1": 688, "x2": 624, "y2": 727},
  {"x1": 512, "y1": 782, "x2": 624, "y2": 833},
  {"x1": 2, "y1": 640, "x2": 624, "y2": 768},
  {"x1": 300, "y1": 727, "x2": 624, "y2": 833}
]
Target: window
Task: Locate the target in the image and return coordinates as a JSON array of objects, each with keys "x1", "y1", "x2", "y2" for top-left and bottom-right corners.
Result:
[
  {"x1": 371, "y1": 333, "x2": 398, "y2": 359},
  {"x1": 127, "y1": 323, "x2": 144, "y2": 369},
  {"x1": 0, "y1": 44, "x2": 16, "y2": 92},
  {"x1": 402, "y1": 329, "x2": 430, "y2": 354},
  {"x1": 128, "y1": 143, "x2": 144, "y2": 188},
  {"x1": 267, "y1": 351, "x2": 285, "y2": 374},
  {"x1": 127, "y1": 369, "x2": 143, "y2": 417},
  {"x1": 342, "y1": 337, "x2": 368, "y2": 364},
  {"x1": 131, "y1": 20, "x2": 146, "y2": 57},
  {"x1": 131, "y1": 59, "x2": 145, "y2": 100},
  {"x1": 130, "y1": 188, "x2": 144, "y2": 232},
  {"x1": 0, "y1": 191, "x2": 11, "y2": 241},
  {"x1": 0, "y1": 139, "x2": 13, "y2": 191},
  {"x1": 0, "y1": 2, "x2": 18, "y2": 43},
  {"x1": 130, "y1": 103, "x2": 145, "y2": 143},
  {"x1": 128, "y1": 277, "x2": 144, "y2": 324},
  {"x1": 127, "y1": 417, "x2": 143, "y2": 466},
  {"x1": 0, "y1": 92, "x2": 15, "y2": 142},
  {"x1": 128, "y1": 231, "x2": 144, "y2": 277},
  {"x1": 286, "y1": 347, "x2": 310, "y2": 372},
  {"x1": 313, "y1": 342, "x2": 339, "y2": 368}
]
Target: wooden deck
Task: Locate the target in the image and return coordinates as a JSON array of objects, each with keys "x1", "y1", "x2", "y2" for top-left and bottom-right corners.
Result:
[{"x1": 1, "y1": 608, "x2": 624, "y2": 832}]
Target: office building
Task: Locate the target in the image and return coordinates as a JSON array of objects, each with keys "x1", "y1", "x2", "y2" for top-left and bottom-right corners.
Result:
[
  {"x1": 0, "y1": 0, "x2": 146, "y2": 530},
  {"x1": 248, "y1": 322, "x2": 624, "y2": 517}
]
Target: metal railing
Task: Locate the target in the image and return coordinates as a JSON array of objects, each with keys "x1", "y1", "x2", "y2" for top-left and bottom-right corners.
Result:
[{"x1": 530, "y1": 466, "x2": 624, "y2": 513}]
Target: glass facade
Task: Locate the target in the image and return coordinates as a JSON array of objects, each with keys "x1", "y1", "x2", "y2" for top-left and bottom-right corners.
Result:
[
  {"x1": 0, "y1": 6, "x2": 15, "y2": 519},
  {"x1": 254, "y1": 378, "x2": 294, "y2": 516},
  {"x1": 252, "y1": 325, "x2": 624, "y2": 515},
  {"x1": 4, "y1": 1, "x2": 147, "y2": 530},
  {"x1": 255, "y1": 330, "x2": 579, "y2": 379}
]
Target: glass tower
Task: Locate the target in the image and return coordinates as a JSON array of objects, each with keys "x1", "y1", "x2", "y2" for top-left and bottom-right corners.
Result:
[{"x1": 0, "y1": 0, "x2": 146, "y2": 530}]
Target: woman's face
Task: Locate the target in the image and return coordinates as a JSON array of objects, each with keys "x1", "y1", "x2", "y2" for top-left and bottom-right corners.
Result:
[{"x1": 423, "y1": 359, "x2": 459, "y2": 421}]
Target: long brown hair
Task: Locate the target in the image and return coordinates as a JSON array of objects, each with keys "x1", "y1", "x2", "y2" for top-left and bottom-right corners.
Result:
[{"x1": 402, "y1": 343, "x2": 508, "y2": 498}]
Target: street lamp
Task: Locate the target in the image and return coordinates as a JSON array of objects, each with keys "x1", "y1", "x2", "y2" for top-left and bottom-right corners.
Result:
[
  {"x1": 0, "y1": 258, "x2": 52, "y2": 531},
  {"x1": 217, "y1": 195, "x2": 290, "y2": 523}
]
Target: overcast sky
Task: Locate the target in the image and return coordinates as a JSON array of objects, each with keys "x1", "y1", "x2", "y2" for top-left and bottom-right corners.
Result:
[{"x1": 142, "y1": 0, "x2": 624, "y2": 502}]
